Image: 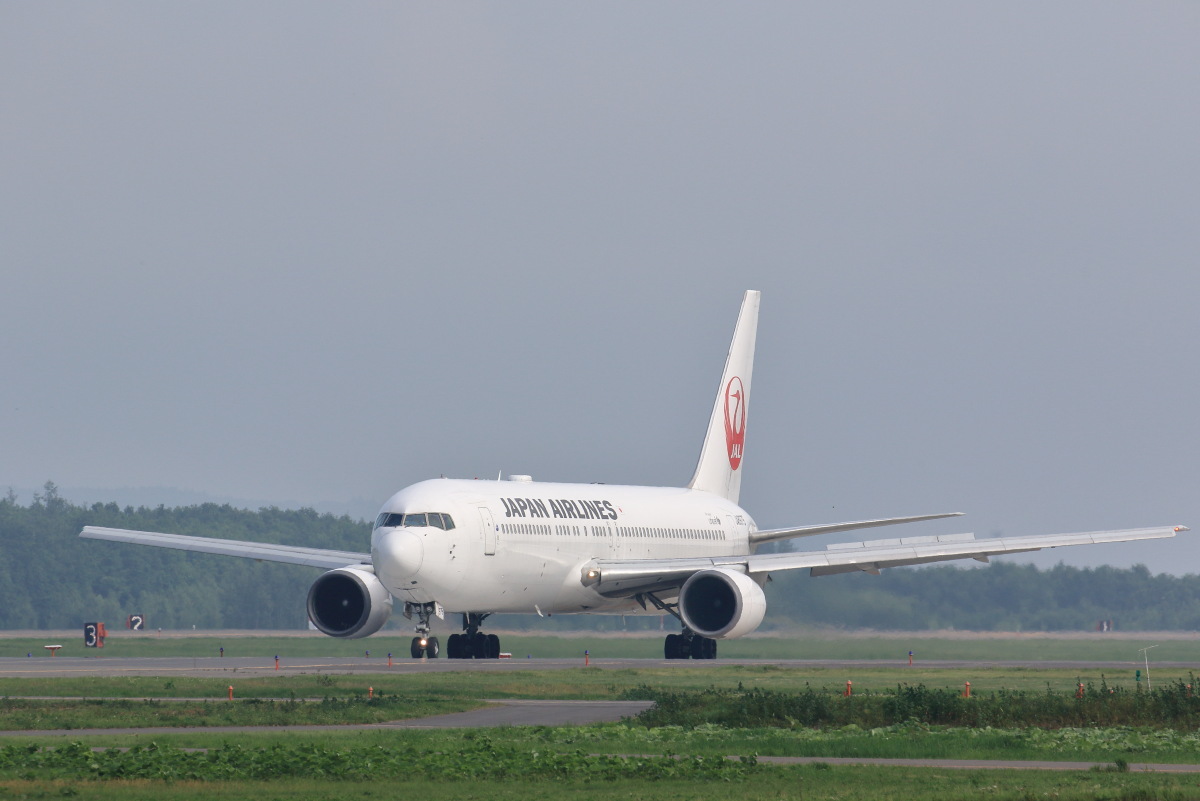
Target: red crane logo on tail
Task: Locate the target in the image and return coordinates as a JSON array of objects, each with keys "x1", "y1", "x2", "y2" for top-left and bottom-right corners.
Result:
[{"x1": 724, "y1": 376, "x2": 746, "y2": 470}]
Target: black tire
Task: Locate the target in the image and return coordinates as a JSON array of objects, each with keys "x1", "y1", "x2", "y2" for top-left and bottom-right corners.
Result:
[
  {"x1": 664, "y1": 633, "x2": 682, "y2": 659},
  {"x1": 689, "y1": 636, "x2": 706, "y2": 660},
  {"x1": 426, "y1": 636, "x2": 440, "y2": 658},
  {"x1": 486, "y1": 633, "x2": 501, "y2": 659},
  {"x1": 447, "y1": 633, "x2": 463, "y2": 659},
  {"x1": 471, "y1": 631, "x2": 489, "y2": 659},
  {"x1": 705, "y1": 637, "x2": 717, "y2": 659},
  {"x1": 410, "y1": 637, "x2": 424, "y2": 658}
]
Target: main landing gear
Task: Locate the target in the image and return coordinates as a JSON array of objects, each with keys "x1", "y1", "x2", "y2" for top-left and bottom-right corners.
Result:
[
  {"x1": 665, "y1": 630, "x2": 717, "y2": 660},
  {"x1": 639, "y1": 592, "x2": 717, "y2": 660},
  {"x1": 446, "y1": 612, "x2": 501, "y2": 659}
]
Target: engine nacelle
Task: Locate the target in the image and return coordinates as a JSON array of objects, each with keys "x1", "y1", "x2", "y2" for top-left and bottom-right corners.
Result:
[
  {"x1": 306, "y1": 567, "x2": 393, "y2": 639},
  {"x1": 678, "y1": 567, "x2": 767, "y2": 639}
]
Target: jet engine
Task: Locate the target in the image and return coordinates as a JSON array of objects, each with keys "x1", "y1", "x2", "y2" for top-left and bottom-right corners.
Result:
[
  {"x1": 306, "y1": 567, "x2": 393, "y2": 638},
  {"x1": 678, "y1": 567, "x2": 767, "y2": 639}
]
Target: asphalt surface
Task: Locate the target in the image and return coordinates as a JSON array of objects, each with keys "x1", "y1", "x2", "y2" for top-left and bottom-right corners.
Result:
[{"x1": 0, "y1": 655, "x2": 1190, "y2": 678}]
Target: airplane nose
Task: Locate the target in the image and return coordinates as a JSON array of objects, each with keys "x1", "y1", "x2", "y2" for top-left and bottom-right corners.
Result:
[{"x1": 374, "y1": 530, "x2": 424, "y2": 581}]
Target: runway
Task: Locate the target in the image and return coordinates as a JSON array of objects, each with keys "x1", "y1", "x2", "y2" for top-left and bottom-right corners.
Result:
[{"x1": 0, "y1": 655, "x2": 1183, "y2": 678}]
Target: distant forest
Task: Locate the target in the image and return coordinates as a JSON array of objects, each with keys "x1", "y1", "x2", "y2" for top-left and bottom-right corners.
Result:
[{"x1": 2, "y1": 482, "x2": 1196, "y2": 634}]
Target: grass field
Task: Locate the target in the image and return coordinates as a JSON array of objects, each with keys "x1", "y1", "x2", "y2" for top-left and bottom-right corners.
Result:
[
  {"x1": 9, "y1": 719, "x2": 1200, "y2": 763},
  {"x1": 0, "y1": 732, "x2": 1196, "y2": 801},
  {"x1": 4, "y1": 768, "x2": 1200, "y2": 801},
  {"x1": 2, "y1": 633, "x2": 1197, "y2": 799},
  {"x1": 0, "y1": 665, "x2": 1186, "y2": 702},
  {"x1": 5, "y1": 629, "x2": 1196, "y2": 662}
]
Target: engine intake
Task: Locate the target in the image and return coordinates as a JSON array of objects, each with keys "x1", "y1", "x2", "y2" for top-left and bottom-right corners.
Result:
[
  {"x1": 306, "y1": 567, "x2": 393, "y2": 638},
  {"x1": 678, "y1": 567, "x2": 767, "y2": 639}
]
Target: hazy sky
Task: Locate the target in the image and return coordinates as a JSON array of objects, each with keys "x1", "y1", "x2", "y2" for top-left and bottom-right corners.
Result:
[{"x1": 2, "y1": 4, "x2": 1197, "y2": 576}]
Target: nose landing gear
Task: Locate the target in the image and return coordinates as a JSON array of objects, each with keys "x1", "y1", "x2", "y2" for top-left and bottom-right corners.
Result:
[
  {"x1": 410, "y1": 634, "x2": 440, "y2": 658},
  {"x1": 406, "y1": 602, "x2": 440, "y2": 658}
]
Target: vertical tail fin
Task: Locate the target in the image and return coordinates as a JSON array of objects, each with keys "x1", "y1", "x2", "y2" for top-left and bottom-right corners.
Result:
[{"x1": 687, "y1": 290, "x2": 760, "y2": 504}]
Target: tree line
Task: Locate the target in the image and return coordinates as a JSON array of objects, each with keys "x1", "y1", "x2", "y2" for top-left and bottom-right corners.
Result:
[{"x1": 1, "y1": 482, "x2": 1195, "y2": 633}]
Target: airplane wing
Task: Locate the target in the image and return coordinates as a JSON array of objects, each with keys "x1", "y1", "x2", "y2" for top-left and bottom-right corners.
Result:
[
  {"x1": 581, "y1": 525, "x2": 1188, "y2": 597},
  {"x1": 749, "y1": 512, "x2": 964, "y2": 547},
  {"x1": 80, "y1": 526, "x2": 371, "y2": 570}
]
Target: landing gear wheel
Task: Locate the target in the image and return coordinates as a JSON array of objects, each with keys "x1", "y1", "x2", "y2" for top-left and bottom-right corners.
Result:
[
  {"x1": 426, "y1": 636, "x2": 440, "y2": 658},
  {"x1": 456, "y1": 613, "x2": 497, "y2": 659},
  {"x1": 410, "y1": 637, "x2": 424, "y2": 658},
  {"x1": 689, "y1": 636, "x2": 717, "y2": 660},
  {"x1": 447, "y1": 633, "x2": 464, "y2": 659},
  {"x1": 664, "y1": 633, "x2": 686, "y2": 659}
]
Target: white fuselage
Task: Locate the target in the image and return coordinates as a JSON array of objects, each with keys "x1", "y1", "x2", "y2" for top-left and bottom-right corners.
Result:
[{"x1": 370, "y1": 478, "x2": 756, "y2": 615}]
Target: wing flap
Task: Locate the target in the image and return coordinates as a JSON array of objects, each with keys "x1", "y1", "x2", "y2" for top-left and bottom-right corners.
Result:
[
  {"x1": 749, "y1": 512, "x2": 964, "y2": 547},
  {"x1": 80, "y1": 526, "x2": 371, "y2": 570},
  {"x1": 753, "y1": 526, "x2": 1186, "y2": 577},
  {"x1": 581, "y1": 525, "x2": 1187, "y2": 596},
  {"x1": 581, "y1": 555, "x2": 750, "y2": 597}
]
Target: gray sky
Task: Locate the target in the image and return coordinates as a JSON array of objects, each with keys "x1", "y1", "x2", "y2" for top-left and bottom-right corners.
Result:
[{"x1": 2, "y1": 3, "x2": 1197, "y2": 575}]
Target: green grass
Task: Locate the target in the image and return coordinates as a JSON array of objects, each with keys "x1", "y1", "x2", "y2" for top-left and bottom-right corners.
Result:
[
  {"x1": 4, "y1": 717, "x2": 1200, "y2": 765},
  {"x1": 6, "y1": 630, "x2": 1197, "y2": 662},
  {"x1": 0, "y1": 665, "x2": 1179, "y2": 701},
  {"x1": 0, "y1": 718, "x2": 1196, "y2": 800},
  {"x1": 35, "y1": 724, "x2": 1200, "y2": 767},
  {"x1": 0, "y1": 694, "x2": 479, "y2": 730},
  {"x1": 3, "y1": 769, "x2": 1198, "y2": 801},
  {"x1": 631, "y1": 679, "x2": 1200, "y2": 729},
  {"x1": 0, "y1": 735, "x2": 756, "y2": 781},
  {"x1": 2, "y1": 639, "x2": 1198, "y2": 799}
]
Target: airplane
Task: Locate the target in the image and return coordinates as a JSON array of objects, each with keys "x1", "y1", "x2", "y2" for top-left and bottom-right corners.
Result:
[{"x1": 80, "y1": 290, "x2": 1187, "y2": 660}]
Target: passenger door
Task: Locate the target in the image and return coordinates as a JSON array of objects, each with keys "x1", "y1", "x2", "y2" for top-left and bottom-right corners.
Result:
[{"x1": 479, "y1": 507, "x2": 497, "y2": 556}]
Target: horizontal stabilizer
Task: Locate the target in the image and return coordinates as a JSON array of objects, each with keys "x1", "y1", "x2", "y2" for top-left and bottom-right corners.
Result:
[{"x1": 80, "y1": 526, "x2": 370, "y2": 570}]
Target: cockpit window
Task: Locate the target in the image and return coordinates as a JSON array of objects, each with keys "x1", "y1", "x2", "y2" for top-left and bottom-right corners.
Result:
[{"x1": 375, "y1": 512, "x2": 456, "y2": 530}]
